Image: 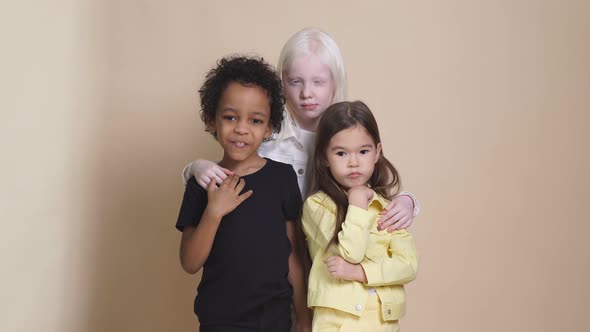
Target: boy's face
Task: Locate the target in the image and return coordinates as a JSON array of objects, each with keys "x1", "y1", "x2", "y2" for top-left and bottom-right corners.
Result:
[
  {"x1": 209, "y1": 81, "x2": 272, "y2": 163},
  {"x1": 283, "y1": 54, "x2": 335, "y2": 131}
]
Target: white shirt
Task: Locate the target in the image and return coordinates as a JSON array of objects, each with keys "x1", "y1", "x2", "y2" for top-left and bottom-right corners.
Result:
[{"x1": 258, "y1": 112, "x2": 316, "y2": 197}]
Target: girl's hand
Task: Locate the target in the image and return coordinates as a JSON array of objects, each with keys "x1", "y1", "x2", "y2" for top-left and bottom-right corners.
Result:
[
  {"x1": 190, "y1": 159, "x2": 234, "y2": 188},
  {"x1": 204, "y1": 175, "x2": 252, "y2": 220},
  {"x1": 324, "y1": 256, "x2": 366, "y2": 282},
  {"x1": 377, "y1": 195, "x2": 414, "y2": 231},
  {"x1": 347, "y1": 186, "x2": 374, "y2": 209}
]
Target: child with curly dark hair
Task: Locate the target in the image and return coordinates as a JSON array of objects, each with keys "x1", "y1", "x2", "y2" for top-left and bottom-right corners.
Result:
[{"x1": 175, "y1": 55, "x2": 312, "y2": 332}]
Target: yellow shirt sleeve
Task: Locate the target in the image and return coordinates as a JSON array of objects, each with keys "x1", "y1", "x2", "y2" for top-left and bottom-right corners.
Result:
[
  {"x1": 302, "y1": 193, "x2": 374, "y2": 264},
  {"x1": 360, "y1": 229, "x2": 418, "y2": 287}
]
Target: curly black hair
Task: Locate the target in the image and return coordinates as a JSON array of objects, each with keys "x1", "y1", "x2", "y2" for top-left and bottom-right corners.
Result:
[{"x1": 199, "y1": 55, "x2": 285, "y2": 138}]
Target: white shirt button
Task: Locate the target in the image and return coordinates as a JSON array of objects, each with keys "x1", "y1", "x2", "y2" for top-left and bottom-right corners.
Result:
[{"x1": 354, "y1": 304, "x2": 362, "y2": 311}]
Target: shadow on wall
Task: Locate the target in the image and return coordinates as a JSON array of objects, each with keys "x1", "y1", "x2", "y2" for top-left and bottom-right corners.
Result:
[{"x1": 72, "y1": 2, "x2": 214, "y2": 331}]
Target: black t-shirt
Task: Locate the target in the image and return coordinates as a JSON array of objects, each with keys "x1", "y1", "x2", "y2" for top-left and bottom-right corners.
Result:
[{"x1": 176, "y1": 158, "x2": 302, "y2": 325}]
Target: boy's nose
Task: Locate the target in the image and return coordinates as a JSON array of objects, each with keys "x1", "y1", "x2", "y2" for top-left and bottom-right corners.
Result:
[{"x1": 234, "y1": 120, "x2": 248, "y2": 134}]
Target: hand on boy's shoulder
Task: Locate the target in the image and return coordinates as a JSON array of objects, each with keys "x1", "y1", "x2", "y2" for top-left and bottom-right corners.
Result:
[{"x1": 203, "y1": 175, "x2": 252, "y2": 221}]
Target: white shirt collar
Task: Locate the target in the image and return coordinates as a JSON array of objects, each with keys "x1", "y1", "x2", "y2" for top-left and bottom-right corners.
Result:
[{"x1": 272, "y1": 111, "x2": 303, "y2": 146}]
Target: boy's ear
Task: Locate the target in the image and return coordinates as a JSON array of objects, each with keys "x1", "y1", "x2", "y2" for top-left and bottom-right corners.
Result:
[
  {"x1": 263, "y1": 124, "x2": 272, "y2": 140},
  {"x1": 206, "y1": 120, "x2": 216, "y2": 136}
]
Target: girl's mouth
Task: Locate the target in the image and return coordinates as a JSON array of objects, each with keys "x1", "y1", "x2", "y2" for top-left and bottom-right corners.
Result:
[{"x1": 301, "y1": 103, "x2": 318, "y2": 111}]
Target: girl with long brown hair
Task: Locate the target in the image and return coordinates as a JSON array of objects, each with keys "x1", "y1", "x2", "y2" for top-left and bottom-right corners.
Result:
[{"x1": 302, "y1": 101, "x2": 418, "y2": 331}]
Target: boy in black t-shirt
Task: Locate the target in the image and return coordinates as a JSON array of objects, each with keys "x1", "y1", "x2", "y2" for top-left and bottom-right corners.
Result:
[{"x1": 176, "y1": 56, "x2": 311, "y2": 332}]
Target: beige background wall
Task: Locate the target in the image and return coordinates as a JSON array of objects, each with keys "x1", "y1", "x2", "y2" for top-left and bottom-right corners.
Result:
[{"x1": 1, "y1": 1, "x2": 588, "y2": 331}]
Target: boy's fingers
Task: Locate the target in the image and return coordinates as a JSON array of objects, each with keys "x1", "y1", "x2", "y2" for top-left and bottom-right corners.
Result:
[
  {"x1": 206, "y1": 179, "x2": 217, "y2": 192},
  {"x1": 230, "y1": 175, "x2": 241, "y2": 188},
  {"x1": 237, "y1": 190, "x2": 253, "y2": 203},
  {"x1": 235, "y1": 178, "x2": 246, "y2": 193}
]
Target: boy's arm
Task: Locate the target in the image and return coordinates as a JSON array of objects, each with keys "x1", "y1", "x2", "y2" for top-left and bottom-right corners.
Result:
[
  {"x1": 286, "y1": 221, "x2": 312, "y2": 331},
  {"x1": 359, "y1": 230, "x2": 418, "y2": 287},
  {"x1": 179, "y1": 176, "x2": 252, "y2": 274},
  {"x1": 179, "y1": 211, "x2": 222, "y2": 274}
]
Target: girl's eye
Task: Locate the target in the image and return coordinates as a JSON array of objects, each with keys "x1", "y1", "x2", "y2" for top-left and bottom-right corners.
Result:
[
  {"x1": 251, "y1": 119, "x2": 264, "y2": 125},
  {"x1": 223, "y1": 115, "x2": 237, "y2": 121},
  {"x1": 314, "y1": 80, "x2": 324, "y2": 85},
  {"x1": 289, "y1": 79, "x2": 302, "y2": 85},
  {"x1": 336, "y1": 151, "x2": 346, "y2": 157},
  {"x1": 360, "y1": 149, "x2": 370, "y2": 155}
]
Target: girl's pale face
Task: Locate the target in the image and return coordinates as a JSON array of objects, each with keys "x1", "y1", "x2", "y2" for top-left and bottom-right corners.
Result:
[
  {"x1": 325, "y1": 125, "x2": 382, "y2": 190},
  {"x1": 283, "y1": 54, "x2": 335, "y2": 131}
]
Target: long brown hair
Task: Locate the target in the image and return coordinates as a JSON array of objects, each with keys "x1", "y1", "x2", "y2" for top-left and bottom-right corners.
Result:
[{"x1": 310, "y1": 101, "x2": 401, "y2": 250}]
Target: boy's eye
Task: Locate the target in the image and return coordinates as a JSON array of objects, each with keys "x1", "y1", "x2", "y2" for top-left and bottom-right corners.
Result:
[
  {"x1": 289, "y1": 79, "x2": 302, "y2": 85},
  {"x1": 313, "y1": 80, "x2": 324, "y2": 85}
]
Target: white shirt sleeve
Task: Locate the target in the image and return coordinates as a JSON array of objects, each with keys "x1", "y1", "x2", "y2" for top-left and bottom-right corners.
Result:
[
  {"x1": 181, "y1": 163, "x2": 191, "y2": 186},
  {"x1": 395, "y1": 191, "x2": 421, "y2": 217}
]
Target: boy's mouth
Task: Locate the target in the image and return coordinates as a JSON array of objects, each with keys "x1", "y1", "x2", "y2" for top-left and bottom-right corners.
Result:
[{"x1": 230, "y1": 141, "x2": 248, "y2": 147}]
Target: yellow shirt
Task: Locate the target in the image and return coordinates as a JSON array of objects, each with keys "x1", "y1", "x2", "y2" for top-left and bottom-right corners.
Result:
[{"x1": 302, "y1": 191, "x2": 418, "y2": 321}]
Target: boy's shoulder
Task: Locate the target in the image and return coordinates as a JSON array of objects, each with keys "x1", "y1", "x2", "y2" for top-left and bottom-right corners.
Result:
[
  {"x1": 186, "y1": 176, "x2": 206, "y2": 194},
  {"x1": 262, "y1": 158, "x2": 296, "y2": 176}
]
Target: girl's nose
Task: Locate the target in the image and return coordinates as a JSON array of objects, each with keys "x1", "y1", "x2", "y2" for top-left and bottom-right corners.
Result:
[
  {"x1": 348, "y1": 154, "x2": 359, "y2": 167},
  {"x1": 301, "y1": 84, "x2": 312, "y2": 99}
]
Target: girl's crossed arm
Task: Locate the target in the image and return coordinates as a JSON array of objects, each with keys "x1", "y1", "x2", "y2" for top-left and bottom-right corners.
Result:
[
  {"x1": 360, "y1": 230, "x2": 418, "y2": 286},
  {"x1": 322, "y1": 230, "x2": 418, "y2": 286}
]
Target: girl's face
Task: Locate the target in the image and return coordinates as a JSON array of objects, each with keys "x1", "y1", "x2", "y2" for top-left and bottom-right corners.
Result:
[
  {"x1": 283, "y1": 54, "x2": 335, "y2": 131},
  {"x1": 325, "y1": 125, "x2": 382, "y2": 190}
]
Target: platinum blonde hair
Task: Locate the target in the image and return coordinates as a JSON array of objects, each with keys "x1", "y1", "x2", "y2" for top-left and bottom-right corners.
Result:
[{"x1": 277, "y1": 27, "x2": 347, "y2": 104}]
